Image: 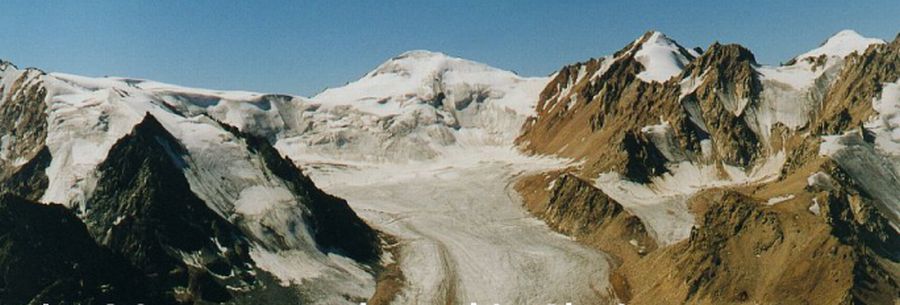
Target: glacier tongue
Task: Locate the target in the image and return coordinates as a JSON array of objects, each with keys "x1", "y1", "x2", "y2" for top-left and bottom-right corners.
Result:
[
  {"x1": 301, "y1": 147, "x2": 611, "y2": 304},
  {"x1": 272, "y1": 51, "x2": 614, "y2": 303}
]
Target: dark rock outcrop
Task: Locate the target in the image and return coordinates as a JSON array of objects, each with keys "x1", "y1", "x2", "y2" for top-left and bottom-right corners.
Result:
[
  {"x1": 0, "y1": 68, "x2": 47, "y2": 181},
  {"x1": 83, "y1": 114, "x2": 256, "y2": 303},
  {"x1": 0, "y1": 146, "x2": 50, "y2": 201},
  {"x1": 0, "y1": 193, "x2": 165, "y2": 305}
]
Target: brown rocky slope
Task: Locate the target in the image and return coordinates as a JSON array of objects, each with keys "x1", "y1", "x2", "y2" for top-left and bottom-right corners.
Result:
[{"x1": 516, "y1": 31, "x2": 899, "y2": 304}]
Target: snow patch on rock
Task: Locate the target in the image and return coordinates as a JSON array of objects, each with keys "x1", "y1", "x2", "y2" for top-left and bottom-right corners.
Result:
[{"x1": 595, "y1": 152, "x2": 785, "y2": 245}]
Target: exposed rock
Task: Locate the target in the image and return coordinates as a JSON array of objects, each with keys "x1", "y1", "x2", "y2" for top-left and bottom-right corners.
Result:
[
  {"x1": 515, "y1": 31, "x2": 899, "y2": 305},
  {"x1": 0, "y1": 146, "x2": 50, "y2": 200},
  {"x1": 515, "y1": 171, "x2": 656, "y2": 264},
  {"x1": 677, "y1": 43, "x2": 764, "y2": 167},
  {"x1": 83, "y1": 114, "x2": 256, "y2": 303},
  {"x1": 0, "y1": 193, "x2": 165, "y2": 305},
  {"x1": 618, "y1": 176, "x2": 897, "y2": 305},
  {"x1": 0, "y1": 68, "x2": 47, "y2": 180}
]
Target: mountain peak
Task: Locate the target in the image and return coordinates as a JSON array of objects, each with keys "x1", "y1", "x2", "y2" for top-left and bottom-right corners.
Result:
[
  {"x1": 393, "y1": 49, "x2": 449, "y2": 60},
  {"x1": 313, "y1": 49, "x2": 539, "y2": 116},
  {"x1": 795, "y1": 29, "x2": 885, "y2": 60},
  {"x1": 641, "y1": 31, "x2": 673, "y2": 44},
  {"x1": 366, "y1": 49, "x2": 495, "y2": 79},
  {"x1": 630, "y1": 31, "x2": 696, "y2": 83}
]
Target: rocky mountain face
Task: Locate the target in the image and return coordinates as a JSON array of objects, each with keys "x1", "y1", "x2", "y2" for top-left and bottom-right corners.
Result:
[
  {"x1": 517, "y1": 30, "x2": 899, "y2": 304},
  {"x1": 0, "y1": 62, "x2": 48, "y2": 200},
  {"x1": 0, "y1": 62, "x2": 383, "y2": 304},
  {"x1": 0, "y1": 193, "x2": 164, "y2": 305},
  {"x1": 84, "y1": 115, "x2": 257, "y2": 303}
]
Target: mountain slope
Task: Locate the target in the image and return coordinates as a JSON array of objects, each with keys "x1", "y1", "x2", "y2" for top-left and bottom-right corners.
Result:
[
  {"x1": 0, "y1": 193, "x2": 164, "y2": 305},
  {"x1": 1, "y1": 29, "x2": 897, "y2": 305},
  {"x1": 276, "y1": 50, "x2": 549, "y2": 162},
  {"x1": 516, "y1": 30, "x2": 899, "y2": 305},
  {"x1": 84, "y1": 114, "x2": 257, "y2": 303},
  {"x1": 0, "y1": 62, "x2": 384, "y2": 304}
]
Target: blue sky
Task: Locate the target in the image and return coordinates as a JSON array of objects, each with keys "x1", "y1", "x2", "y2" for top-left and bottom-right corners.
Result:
[{"x1": 1, "y1": 1, "x2": 897, "y2": 96}]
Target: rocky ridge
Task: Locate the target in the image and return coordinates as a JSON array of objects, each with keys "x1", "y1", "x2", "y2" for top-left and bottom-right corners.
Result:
[{"x1": 516, "y1": 30, "x2": 899, "y2": 304}]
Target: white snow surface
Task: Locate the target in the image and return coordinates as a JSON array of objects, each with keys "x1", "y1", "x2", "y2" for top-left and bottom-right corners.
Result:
[
  {"x1": 747, "y1": 30, "x2": 882, "y2": 142},
  {"x1": 809, "y1": 198, "x2": 822, "y2": 216},
  {"x1": 807, "y1": 171, "x2": 837, "y2": 192},
  {"x1": 302, "y1": 147, "x2": 611, "y2": 304},
  {"x1": 633, "y1": 32, "x2": 693, "y2": 83},
  {"x1": 755, "y1": 29, "x2": 883, "y2": 92},
  {"x1": 766, "y1": 194, "x2": 795, "y2": 206},
  {"x1": 314, "y1": 50, "x2": 546, "y2": 117},
  {"x1": 595, "y1": 153, "x2": 785, "y2": 245},
  {"x1": 273, "y1": 51, "x2": 550, "y2": 163},
  {"x1": 795, "y1": 30, "x2": 885, "y2": 61}
]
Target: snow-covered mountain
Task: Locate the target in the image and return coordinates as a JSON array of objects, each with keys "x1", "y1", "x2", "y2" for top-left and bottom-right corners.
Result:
[
  {"x1": 276, "y1": 50, "x2": 549, "y2": 162},
  {"x1": 0, "y1": 62, "x2": 381, "y2": 304},
  {"x1": 0, "y1": 49, "x2": 555, "y2": 305}
]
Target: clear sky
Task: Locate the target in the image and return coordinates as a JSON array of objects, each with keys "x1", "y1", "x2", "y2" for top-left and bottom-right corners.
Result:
[{"x1": 1, "y1": 1, "x2": 897, "y2": 96}]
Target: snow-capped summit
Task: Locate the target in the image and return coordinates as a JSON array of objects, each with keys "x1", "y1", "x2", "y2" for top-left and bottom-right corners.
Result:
[
  {"x1": 271, "y1": 51, "x2": 550, "y2": 163},
  {"x1": 631, "y1": 31, "x2": 698, "y2": 83},
  {"x1": 795, "y1": 29, "x2": 885, "y2": 60},
  {"x1": 314, "y1": 49, "x2": 544, "y2": 117},
  {"x1": 758, "y1": 30, "x2": 885, "y2": 91},
  {"x1": 366, "y1": 50, "x2": 496, "y2": 78}
]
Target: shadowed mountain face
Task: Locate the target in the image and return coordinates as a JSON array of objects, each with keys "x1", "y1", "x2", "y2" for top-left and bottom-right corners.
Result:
[
  {"x1": 516, "y1": 31, "x2": 900, "y2": 304},
  {"x1": 83, "y1": 115, "x2": 256, "y2": 303},
  {"x1": 0, "y1": 193, "x2": 166, "y2": 305}
]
